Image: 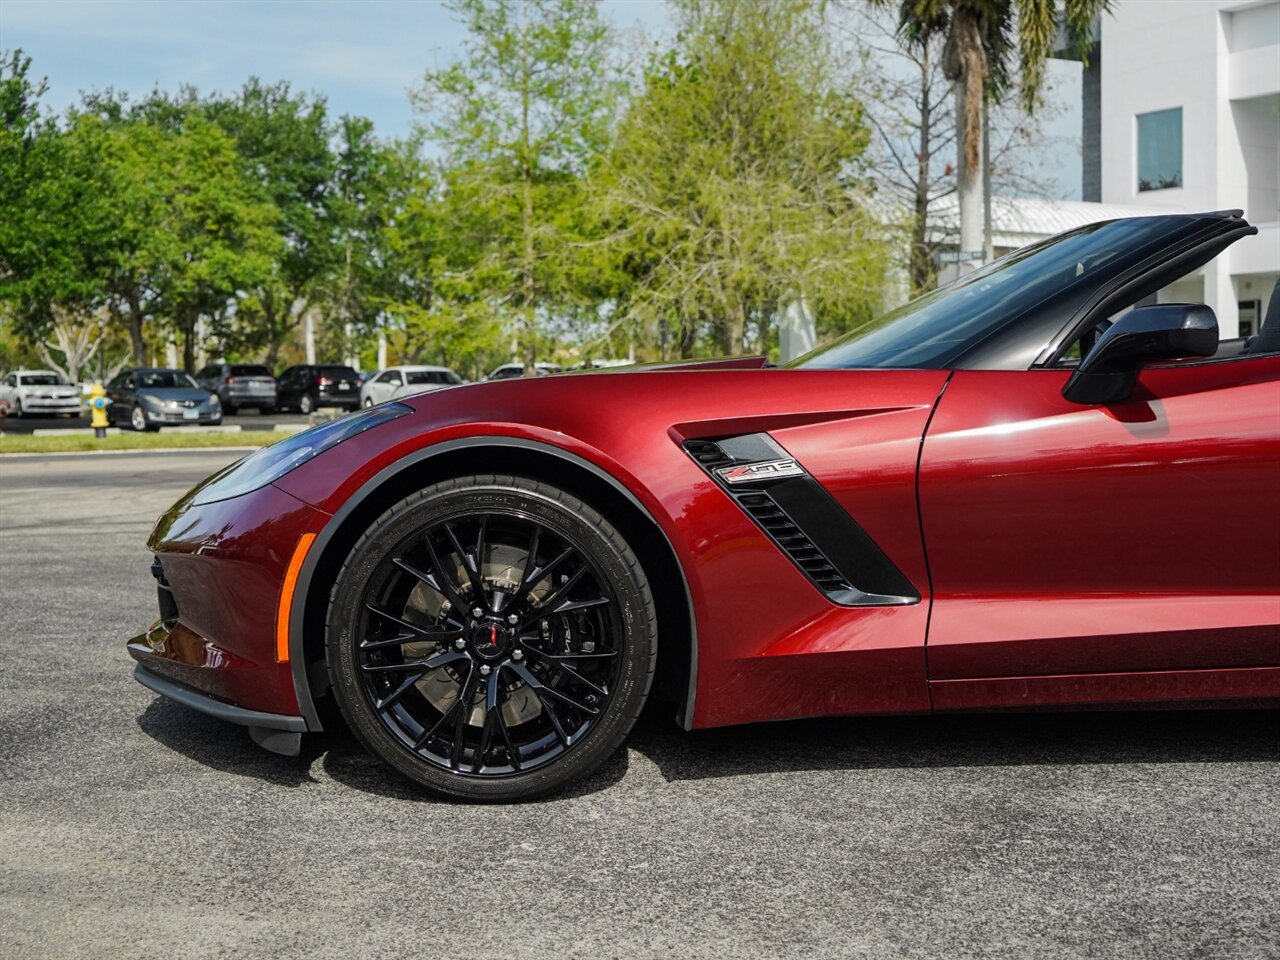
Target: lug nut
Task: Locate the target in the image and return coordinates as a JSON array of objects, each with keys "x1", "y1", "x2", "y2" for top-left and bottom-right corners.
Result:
[
  {"x1": 454, "y1": 638, "x2": 467, "y2": 650},
  {"x1": 480, "y1": 664, "x2": 491, "y2": 676},
  {"x1": 507, "y1": 614, "x2": 519, "y2": 625},
  {"x1": 512, "y1": 649, "x2": 524, "y2": 661},
  {"x1": 471, "y1": 607, "x2": 484, "y2": 618}
]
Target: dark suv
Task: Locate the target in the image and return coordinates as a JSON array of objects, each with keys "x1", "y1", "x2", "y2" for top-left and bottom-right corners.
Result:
[
  {"x1": 277, "y1": 364, "x2": 362, "y2": 414},
  {"x1": 195, "y1": 363, "x2": 278, "y2": 414}
]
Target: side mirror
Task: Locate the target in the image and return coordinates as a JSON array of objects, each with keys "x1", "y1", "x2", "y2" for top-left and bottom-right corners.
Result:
[{"x1": 1063, "y1": 303, "x2": 1218, "y2": 405}]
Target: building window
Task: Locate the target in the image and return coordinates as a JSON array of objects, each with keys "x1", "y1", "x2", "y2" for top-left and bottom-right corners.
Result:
[{"x1": 1137, "y1": 107, "x2": 1183, "y2": 192}]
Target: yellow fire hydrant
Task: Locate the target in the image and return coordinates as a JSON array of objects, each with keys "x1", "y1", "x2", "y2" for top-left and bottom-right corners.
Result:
[{"x1": 87, "y1": 381, "x2": 112, "y2": 439}]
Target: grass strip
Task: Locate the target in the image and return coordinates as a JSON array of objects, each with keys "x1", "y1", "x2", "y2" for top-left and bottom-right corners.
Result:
[{"x1": 0, "y1": 431, "x2": 281, "y2": 455}]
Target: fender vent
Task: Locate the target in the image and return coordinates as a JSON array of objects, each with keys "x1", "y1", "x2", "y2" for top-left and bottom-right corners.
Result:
[
  {"x1": 684, "y1": 438, "x2": 732, "y2": 469},
  {"x1": 682, "y1": 435, "x2": 919, "y2": 607},
  {"x1": 734, "y1": 492, "x2": 852, "y2": 592}
]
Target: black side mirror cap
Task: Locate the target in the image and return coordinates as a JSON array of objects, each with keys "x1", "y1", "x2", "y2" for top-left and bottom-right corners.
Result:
[{"x1": 1063, "y1": 303, "x2": 1218, "y2": 405}]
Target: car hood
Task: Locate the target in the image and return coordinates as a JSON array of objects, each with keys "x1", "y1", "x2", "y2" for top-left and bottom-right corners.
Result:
[
  {"x1": 19, "y1": 385, "x2": 79, "y2": 396},
  {"x1": 139, "y1": 388, "x2": 213, "y2": 403}
]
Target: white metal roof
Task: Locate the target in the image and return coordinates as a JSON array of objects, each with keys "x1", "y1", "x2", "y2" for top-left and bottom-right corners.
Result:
[{"x1": 925, "y1": 195, "x2": 1197, "y2": 247}]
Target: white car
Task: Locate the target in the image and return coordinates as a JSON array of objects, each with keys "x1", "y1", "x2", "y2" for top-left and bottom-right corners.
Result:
[
  {"x1": 0, "y1": 369, "x2": 83, "y2": 417},
  {"x1": 360, "y1": 365, "x2": 464, "y2": 407},
  {"x1": 485, "y1": 362, "x2": 562, "y2": 380}
]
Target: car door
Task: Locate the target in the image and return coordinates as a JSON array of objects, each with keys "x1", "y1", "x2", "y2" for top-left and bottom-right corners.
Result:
[
  {"x1": 278, "y1": 367, "x2": 297, "y2": 407},
  {"x1": 374, "y1": 370, "x2": 401, "y2": 403},
  {"x1": 918, "y1": 353, "x2": 1280, "y2": 708},
  {"x1": 106, "y1": 372, "x2": 133, "y2": 423}
]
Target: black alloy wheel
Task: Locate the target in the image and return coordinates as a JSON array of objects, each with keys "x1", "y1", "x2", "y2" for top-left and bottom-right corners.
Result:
[{"x1": 326, "y1": 475, "x2": 657, "y2": 801}]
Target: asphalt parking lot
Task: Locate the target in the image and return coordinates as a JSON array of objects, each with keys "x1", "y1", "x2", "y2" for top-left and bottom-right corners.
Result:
[{"x1": 1, "y1": 450, "x2": 1277, "y2": 960}]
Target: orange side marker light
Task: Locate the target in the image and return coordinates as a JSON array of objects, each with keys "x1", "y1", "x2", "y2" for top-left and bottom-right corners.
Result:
[{"x1": 277, "y1": 532, "x2": 317, "y2": 662}]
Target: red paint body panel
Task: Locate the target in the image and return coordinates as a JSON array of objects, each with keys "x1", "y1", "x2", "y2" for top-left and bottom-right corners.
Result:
[
  {"x1": 135, "y1": 349, "x2": 1280, "y2": 731},
  {"x1": 919, "y1": 357, "x2": 1280, "y2": 684},
  {"x1": 138, "y1": 482, "x2": 328, "y2": 714},
  {"x1": 275, "y1": 368, "x2": 950, "y2": 727}
]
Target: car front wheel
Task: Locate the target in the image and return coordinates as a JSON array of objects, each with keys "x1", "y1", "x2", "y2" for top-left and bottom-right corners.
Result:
[
  {"x1": 130, "y1": 405, "x2": 152, "y2": 432},
  {"x1": 326, "y1": 474, "x2": 657, "y2": 802},
  {"x1": 299, "y1": 393, "x2": 314, "y2": 415}
]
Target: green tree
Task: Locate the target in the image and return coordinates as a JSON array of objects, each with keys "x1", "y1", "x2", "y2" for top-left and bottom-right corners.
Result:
[
  {"x1": 62, "y1": 95, "x2": 279, "y2": 368},
  {"x1": 414, "y1": 0, "x2": 620, "y2": 372},
  {"x1": 204, "y1": 80, "x2": 336, "y2": 365},
  {"x1": 0, "y1": 51, "x2": 117, "y2": 343},
  {"x1": 596, "y1": 0, "x2": 885, "y2": 358},
  {"x1": 878, "y1": 0, "x2": 1109, "y2": 259}
]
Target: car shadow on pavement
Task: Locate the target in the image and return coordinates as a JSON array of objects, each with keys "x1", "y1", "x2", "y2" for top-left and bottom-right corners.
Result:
[
  {"x1": 317, "y1": 728, "x2": 629, "y2": 803},
  {"x1": 135, "y1": 696, "x2": 628, "y2": 802},
  {"x1": 137, "y1": 695, "x2": 1277, "y2": 796},
  {"x1": 136, "y1": 697, "x2": 324, "y2": 788},
  {"x1": 626, "y1": 707, "x2": 1280, "y2": 783}
]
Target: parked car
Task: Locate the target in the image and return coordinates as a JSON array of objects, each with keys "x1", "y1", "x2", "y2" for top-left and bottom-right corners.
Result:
[
  {"x1": 566, "y1": 358, "x2": 634, "y2": 371},
  {"x1": 0, "y1": 369, "x2": 82, "y2": 417},
  {"x1": 106, "y1": 368, "x2": 221, "y2": 431},
  {"x1": 128, "y1": 210, "x2": 1280, "y2": 803},
  {"x1": 277, "y1": 364, "x2": 362, "y2": 414},
  {"x1": 195, "y1": 363, "x2": 278, "y2": 414},
  {"x1": 486, "y1": 362, "x2": 561, "y2": 380},
  {"x1": 360, "y1": 365, "x2": 464, "y2": 407}
]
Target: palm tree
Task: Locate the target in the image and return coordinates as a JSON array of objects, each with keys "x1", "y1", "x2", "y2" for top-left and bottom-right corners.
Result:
[{"x1": 876, "y1": 0, "x2": 1110, "y2": 262}]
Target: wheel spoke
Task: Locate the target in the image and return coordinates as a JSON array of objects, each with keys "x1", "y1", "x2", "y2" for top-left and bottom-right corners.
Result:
[
  {"x1": 375, "y1": 672, "x2": 422, "y2": 711},
  {"x1": 359, "y1": 631, "x2": 416, "y2": 651},
  {"x1": 450, "y1": 667, "x2": 482, "y2": 769},
  {"x1": 443, "y1": 520, "x2": 488, "y2": 604},
  {"x1": 509, "y1": 661, "x2": 600, "y2": 716},
  {"x1": 364, "y1": 604, "x2": 463, "y2": 644},
  {"x1": 524, "y1": 647, "x2": 619, "y2": 660},
  {"x1": 513, "y1": 545, "x2": 573, "y2": 603},
  {"x1": 520, "y1": 564, "x2": 589, "y2": 625},
  {"x1": 417, "y1": 536, "x2": 471, "y2": 614},
  {"x1": 362, "y1": 648, "x2": 469, "y2": 675},
  {"x1": 541, "y1": 698, "x2": 572, "y2": 746},
  {"x1": 541, "y1": 656, "x2": 608, "y2": 698},
  {"x1": 413, "y1": 660, "x2": 475, "y2": 749},
  {"x1": 518, "y1": 526, "x2": 541, "y2": 591},
  {"x1": 551, "y1": 596, "x2": 610, "y2": 615}
]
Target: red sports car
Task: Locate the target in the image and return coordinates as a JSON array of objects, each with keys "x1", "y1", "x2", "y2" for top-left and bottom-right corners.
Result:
[{"x1": 129, "y1": 210, "x2": 1280, "y2": 801}]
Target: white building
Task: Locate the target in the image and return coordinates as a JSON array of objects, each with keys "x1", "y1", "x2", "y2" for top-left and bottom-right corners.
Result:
[{"x1": 1060, "y1": 0, "x2": 1279, "y2": 336}]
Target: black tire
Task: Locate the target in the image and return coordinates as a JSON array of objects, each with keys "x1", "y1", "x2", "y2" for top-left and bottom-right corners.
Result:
[
  {"x1": 299, "y1": 393, "x2": 314, "y2": 415},
  {"x1": 12, "y1": 398, "x2": 22, "y2": 418},
  {"x1": 260, "y1": 404, "x2": 276, "y2": 416},
  {"x1": 326, "y1": 474, "x2": 657, "y2": 802},
  {"x1": 225, "y1": 401, "x2": 238, "y2": 415}
]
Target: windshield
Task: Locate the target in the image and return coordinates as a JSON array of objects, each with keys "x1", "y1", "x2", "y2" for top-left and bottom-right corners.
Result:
[
  {"x1": 20, "y1": 374, "x2": 67, "y2": 386},
  {"x1": 405, "y1": 370, "x2": 462, "y2": 385},
  {"x1": 319, "y1": 366, "x2": 360, "y2": 379},
  {"x1": 137, "y1": 370, "x2": 199, "y2": 389},
  {"x1": 230, "y1": 365, "x2": 272, "y2": 377},
  {"x1": 791, "y1": 217, "x2": 1198, "y2": 370}
]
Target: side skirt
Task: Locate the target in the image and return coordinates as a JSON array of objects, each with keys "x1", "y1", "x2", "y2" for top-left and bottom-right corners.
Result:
[{"x1": 931, "y1": 665, "x2": 1280, "y2": 711}]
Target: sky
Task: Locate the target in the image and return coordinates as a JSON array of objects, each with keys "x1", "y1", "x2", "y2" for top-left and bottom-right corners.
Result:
[{"x1": 0, "y1": 0, "x2": 1082, "y2": 199}]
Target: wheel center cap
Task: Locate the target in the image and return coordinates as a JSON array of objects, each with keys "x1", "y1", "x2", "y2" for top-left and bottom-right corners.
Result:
[{"x1": 469, "y1": 620, "x2": 511, "y2": 661}]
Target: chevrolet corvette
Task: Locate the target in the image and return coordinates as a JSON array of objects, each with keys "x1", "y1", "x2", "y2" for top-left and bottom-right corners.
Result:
[{"x1": 128, "y1": 210, "x2": 1280, "y2": 801}]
